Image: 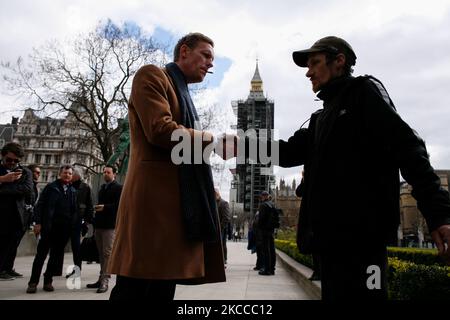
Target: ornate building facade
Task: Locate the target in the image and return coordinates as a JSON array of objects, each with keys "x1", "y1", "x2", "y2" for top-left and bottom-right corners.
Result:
[
  {"x1": 13, "y1": 108, "x2": 103, "y2": 190},
  {"x1": 274, "y1": 178, "x2": 301, "y2": 228},
  {"x1": 0, "y1": 119, "x2": 17, "y2": 149},
  {"x1": 399, "y1": 170, "x2": 450, "y2": 247}
]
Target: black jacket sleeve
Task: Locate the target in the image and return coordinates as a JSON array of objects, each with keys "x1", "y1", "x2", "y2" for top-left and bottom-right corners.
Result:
[
  {"x1": 218, "y1": 200, "x2": 231, "y2": 227},
  {"x1": 258, "y1": 202, "x2": 272, "y2": 230},
  {"x1": 0, "y1": 167, "x2": 33, "y2": 197},
  {"x1": 103, "y1": 183, "x2": 123, "y2": 216},
  {"x1": 360, "y1": 78, "x2": 450, "y2": 231},
  {"x1": 244, "y1": 128, "x2": 309, "y2": 168},
  {"x1": 33, "y1": 184, "x2": 50, "y2": 225},
  {"x1": 84, "y1": 186, "x2": 94, "y2": 223}
]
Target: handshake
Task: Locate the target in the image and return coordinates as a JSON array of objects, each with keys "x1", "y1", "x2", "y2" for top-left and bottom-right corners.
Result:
[
  {"x1": 213, "y1": 133, "x2": 239, "y2": 160},
  {"x1": 171, "y1": 129, "x2": 276, "y2": 165}
]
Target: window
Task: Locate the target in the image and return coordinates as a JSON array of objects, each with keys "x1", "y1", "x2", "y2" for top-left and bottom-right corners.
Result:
[
  {"x1": 41, "y1": 170, "x2": 48, "y2": 182},
  {"x1": 54, "y1": 155, "x2": 61, "y2": 165},
  {"x1": 45, "y1": 155, "x2": 51, "y2": 164},
  {"x1": 34, "y1": 154, "x2": 41, "y2": 164}
]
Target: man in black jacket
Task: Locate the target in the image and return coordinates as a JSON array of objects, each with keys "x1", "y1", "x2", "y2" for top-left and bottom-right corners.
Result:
[
  {"x1": 27, "y1": 164, "x2": 40, "y2": 203},
  {"x1": 257, "y1": 191, "x2": 276, "y2": 276},
  {"x1": 215, "y1": 189, "x2": 231, "y2": 266},
  {"x1": 243, "y1": 36, "x2": 450, "y2": 300},
  {"x1": 66, "y1": 169, "x2": 94, "y2": 278},
  {"x1": 0, "y1": 143, "x2": 33, "y2": 281},
  {"x1": 27, "y1": 165, "x2": 77, "y2": 293},
  {"x1": 87, "y1": 165, "x2": 122, "y2": 293}
]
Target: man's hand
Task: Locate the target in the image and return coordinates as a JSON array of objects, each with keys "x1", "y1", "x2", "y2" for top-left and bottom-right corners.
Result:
[
  {"x1": 33, "y1": 224, "x2": 41, "y2": 236},
  {"x1": 95, "y1": 204, "x2": 104, "y2": 212},
  {"x1": 216, "y1": 133, "x2": 239, "y2": 160},
  {"x1": 0, "y1": 171, "x2": 22, "y2": 183},
  {"x1": 431, "y1": 224, "x2": 450, "y2": 265}
]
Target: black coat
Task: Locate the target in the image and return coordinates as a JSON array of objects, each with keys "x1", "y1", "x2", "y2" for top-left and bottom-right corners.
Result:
[
  {"x1": 94, "y1": 180, "x2": 122, "y2": 229},
  {"x1": 274, "y1": 75, "x2": 450, "y2": 253},
  {"x1": 216, "y1": 198, "x2": 231, "y2": 233},
  {"x1": 258, "y1": 200, "x2": 275, "y2": 233},
  {"x1": 0, "y1": 165, "x2": 34, "y2": 233},
  {"x1": 33, "y1": 180, "x2": 77, "y2": 234},
  {"x1": 72, "y1": 180, "x2": 94, "y2": 223}
]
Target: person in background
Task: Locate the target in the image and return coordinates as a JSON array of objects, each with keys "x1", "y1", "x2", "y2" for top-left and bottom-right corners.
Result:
[
  {"x1": 257, "y1": 191, "x2": 276, "y2": 276},
  {"x1": 86, "y1": 165, "x2": 122, "y2": 294},
  {"x1": 27, "y1": 165, "x2": 77, "y2": 293},
  {"x1": 215, "y1": 189, "x2": 231, "y2": 266},
  {"x1": 66, "y1": 169, "x2": 94, "y2": 278}
]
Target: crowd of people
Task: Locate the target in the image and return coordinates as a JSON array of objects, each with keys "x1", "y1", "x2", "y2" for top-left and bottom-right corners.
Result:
[{"x1": 0, "y1": 142, "x2": 122, "y2": 294}]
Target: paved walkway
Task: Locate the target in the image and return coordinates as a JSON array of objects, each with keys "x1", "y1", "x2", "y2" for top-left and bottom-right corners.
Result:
[{"x1": 0, "y1": 242, "x2": 312, "y2": 300}]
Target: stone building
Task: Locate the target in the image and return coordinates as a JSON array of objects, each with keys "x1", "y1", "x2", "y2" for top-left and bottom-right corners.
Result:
[
  {"x1": 13, "y1": 107, "x2": 103, "y2": 190},
  {"x1": 399, "y1": 170, "x2": 450, "y2": 247},
  {"x1": 274, "y1": 178, "x2": 301, "y2": 228},
  {"x1": 0, "y1": 117, "x2": 17, "y2": 148}
]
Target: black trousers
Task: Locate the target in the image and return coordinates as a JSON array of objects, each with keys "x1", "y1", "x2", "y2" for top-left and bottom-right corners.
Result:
[
  {"x1": 70, "y1": 222, "x2": 82, "y2": 271},
  {"x1": 1, "y1": 228, "x2": 27, "y2": 272},
  {"x1": 0, "y1": 232, "x2": 19, "y2": 272},
  {"x1": 221, "y1": 230, "x2": 228, "y2": 262},
  {"x1": 319, "y1": 248, "x2": 388, "y2": 301},
  {"x1": 261, "y1": 232, "x2": 276, "y2": 273},
  {"x1": 110, "y1": 275, "x2": 176, "y2": 300},
  {"x1": 29, "y1": 223, "x2": 72, "y2": 284},
  {"x1": 255, "y1": 243, "x2": 263, "y2": 269},
  {"x1": 311, "y1": 253, "x2": 321, "y2": 277}
]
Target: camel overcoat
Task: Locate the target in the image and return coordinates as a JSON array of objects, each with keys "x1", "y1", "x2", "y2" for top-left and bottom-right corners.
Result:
[{"x1": 108, "y1": 64, "x2": 225, "y2": 284}]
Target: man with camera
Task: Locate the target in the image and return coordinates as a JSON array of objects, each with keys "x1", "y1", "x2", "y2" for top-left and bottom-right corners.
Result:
[{"x1": 0, "y1": 142, "x2": 33, "y2": 281}]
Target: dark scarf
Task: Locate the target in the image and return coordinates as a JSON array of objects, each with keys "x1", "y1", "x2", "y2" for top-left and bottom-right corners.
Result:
[{"x1": 165, "y1": 62, "x2": 219, "y2": 243}]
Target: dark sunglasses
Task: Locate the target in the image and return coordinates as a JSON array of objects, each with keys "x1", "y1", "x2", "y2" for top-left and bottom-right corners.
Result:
[{"x1": 4, "y1": 157, "x2": 20, "y2": 164}]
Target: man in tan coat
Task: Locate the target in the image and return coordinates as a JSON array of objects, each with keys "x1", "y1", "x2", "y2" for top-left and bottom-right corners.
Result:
[{"x1": 108, "y1": 33, "x2": 227, "y2": 300}]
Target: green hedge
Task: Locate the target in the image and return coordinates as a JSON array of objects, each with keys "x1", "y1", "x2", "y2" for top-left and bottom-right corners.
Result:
[
  {"x1": 388, "y1": 257, "x2": 450, "y2": 300},
  {"x1": 275, "y1": 240, "x2": 313, "y2": 269},
  {"x1": 275, "y1": 230, "x2": 445, "y2": 266},
  {"x1": 387, "y1": 247, "x2": 444, "y2": 266},
  {"x1": 275, "y1": 239, "x2": 450, "y2": 300}
]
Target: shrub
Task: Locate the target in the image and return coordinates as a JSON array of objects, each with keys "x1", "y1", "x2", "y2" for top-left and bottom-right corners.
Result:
[
  {"x1": 275, "y1": 228, "x2": 297, "y2": 242},
  {"x1": 275, "y1": 239, "x2": 450, "y2": 300},
  {"x1": 387, "y1": 247, "x2": 445, "y2": 266},
  {"x1": 275, "y1": 239, "x2": 313, "y2": 269},
  {"x1": 388, "y1": 257, "x2": 450, "y2": 300}
]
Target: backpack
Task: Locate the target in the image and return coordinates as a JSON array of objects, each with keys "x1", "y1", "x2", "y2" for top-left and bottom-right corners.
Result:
[{"x1": 267, "y1": 203, "x2": 282, "y2": 229}]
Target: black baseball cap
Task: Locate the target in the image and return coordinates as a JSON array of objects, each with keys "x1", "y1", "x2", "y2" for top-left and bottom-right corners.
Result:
[
  {"x1": 292, "y1": 36, "x2": 357, "y2": 67},
  {"x1": 260, "y1": 191, "x2": 270, "y2": 196}
]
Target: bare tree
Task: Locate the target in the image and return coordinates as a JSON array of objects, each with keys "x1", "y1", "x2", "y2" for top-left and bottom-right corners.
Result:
[{"x1": 2, "y1": 19, "x2": 168, "y2": 165}]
